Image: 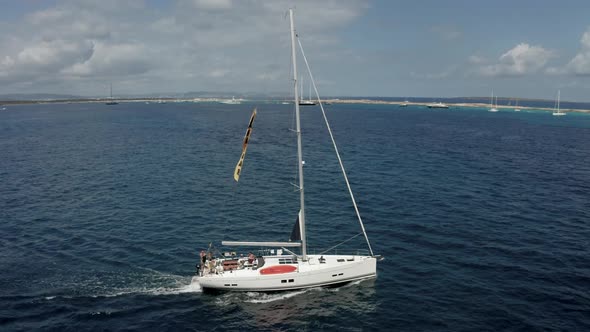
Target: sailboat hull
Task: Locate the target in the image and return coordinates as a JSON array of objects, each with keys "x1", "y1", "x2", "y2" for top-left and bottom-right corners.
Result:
[{"x1": 197, "y1": 255, "x2": 377, "y2": 292}]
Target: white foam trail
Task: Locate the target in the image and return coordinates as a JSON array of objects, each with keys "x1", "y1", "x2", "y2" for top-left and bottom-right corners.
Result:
[
  {"x1": 245, "y1": 289, "x2": 309, "y2": 303},
  {"x1": 173, "y1": 276, "x2": 202, "y2": 294},
  {"x1": 123, "y1": 273, "x2": 203, "y2": 296},
  {"x1": 327, "y1": 279, "x2": 364, "y2": 292},
  {"x1": 43, "y1": 272, "x2": 203, "y2": 300},
  {"x1": 127, "y1": 276, "x2": 202, "y2": 296}
]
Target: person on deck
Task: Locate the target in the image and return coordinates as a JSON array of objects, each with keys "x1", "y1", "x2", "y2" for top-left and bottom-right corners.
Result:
[{"x1": 248, "y1": 252, "x2": 255, "y2": 264}]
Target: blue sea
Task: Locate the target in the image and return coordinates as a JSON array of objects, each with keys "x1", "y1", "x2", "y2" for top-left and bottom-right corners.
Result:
[{"x1": 1, "y1": 102, "x2": 589, "y2": 331}]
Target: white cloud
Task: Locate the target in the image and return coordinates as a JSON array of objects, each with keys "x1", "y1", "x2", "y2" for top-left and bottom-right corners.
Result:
[
  {"x1": 0, "y1": 0, "x2": 368, "y2": 94},
  {"x1": 476, "y1": 43, "x2": 554, "y2": 77},
  {"x1": 61, "y1": 42, "x2": 150, "y2": 77},
  {"x1": 192, "y1": 0, "x2": 233, "y2": 10},
  {"x1": 543, "y1": 27, "x2": 590, "y2": 76},
  {"x1": 468, "y1": 55, "x2": 487, "y2": 65},
  {"x1": 208, "y1": 69, "x2": 230, "y2": 78},
  {"x1": 152, "y1": 17, "x2": 183, "y2": 34},
  {"x1": 26, "y1": 8, "x2": 67, "y2": 25},
  {"x1": 564, "y1": 27, "x2": 590, "y2": 76},
  {"x1": 0, "y1": 40, "x2": 94, "y2": 80}
]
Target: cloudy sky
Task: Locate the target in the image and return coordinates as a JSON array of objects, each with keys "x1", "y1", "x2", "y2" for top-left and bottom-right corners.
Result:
[{"x1": 1, "y1": 0, "x2": 590, "y2": 101}]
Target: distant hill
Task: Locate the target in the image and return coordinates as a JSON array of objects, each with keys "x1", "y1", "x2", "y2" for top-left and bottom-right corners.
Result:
[
  {"x1": 0, "y1": 93, "x2": 84, "y2": 101},
  {"x1": 0, "y1": 91, "x2": 290, "y2": 101}
]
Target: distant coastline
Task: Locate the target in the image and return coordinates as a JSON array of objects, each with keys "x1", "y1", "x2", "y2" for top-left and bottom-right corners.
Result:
[
  {"x1": 1, "y1": 97, "x2": 589, "y2": 114},
  {"x1": 322, "y1": 99, "x2": 590, "y2": 114}
]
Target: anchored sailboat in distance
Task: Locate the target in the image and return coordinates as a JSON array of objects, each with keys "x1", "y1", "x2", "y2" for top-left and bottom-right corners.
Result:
[
  {"x1": 220, "y1": 96, "x2": 241, "y2": 104},
  {"x1": 196, "y1": 8, "x2": 379, "y2": 292},
  {"x1": 488, "y1": 90, "x2": 498, "y2": 112},
  {"x1": 552, "y1": 90, "x2": 565, "y2": 116},
  {"x1": 427, "y1": 101, "x2": 449, "y2": 109},
  {"x1": 514, "y1": 98, "x2": 521, "y2": 112},
  {"x1": 105, "y1": 83, "x2": 118, "y2": 105},
  {"x1": 298, "y1": 76, "x2": 316, "y2": 106}
]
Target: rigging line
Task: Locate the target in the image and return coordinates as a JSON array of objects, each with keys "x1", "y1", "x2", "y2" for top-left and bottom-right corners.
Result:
[
  {"x1": 296, "y1": 37, "x2": 375, "y2": 257},
  {"x1": 319, "y1": 233, "x2": 363, "y2": 255}
]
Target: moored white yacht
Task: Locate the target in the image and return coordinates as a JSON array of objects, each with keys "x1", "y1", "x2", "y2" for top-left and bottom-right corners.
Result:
[
  {"x1": 552, "y1": 90, "x2": 565, "y2": 116},
  {"x1": 105, "y1": 83, "x2": 118, "y2": 105},
  {"x1": 298, "y1": 100, "x2": 316, "y2": 106},
  {"x1": 196, "y1": 9, "x2": 380, "y2": 293},
  {"x1": 220, "y1": 96, "x2": 241, "y2": 104},
  {"x1": 427, "y1": 101, "x2": 449, "y2": 109},
  {"x1": 488, "y1": 90, "x2": 498, "y2": 112},
  {"x1": 298, "y1": 76, "x2": 316, "y2": 106}
]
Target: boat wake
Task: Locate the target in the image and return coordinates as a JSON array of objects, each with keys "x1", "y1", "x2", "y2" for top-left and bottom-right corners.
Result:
[
  {"x1": 244, "y1": 289, "x2": 310, "y2": 303},
  {"x1": 212, "y1": 288, "x2": 317, "y2": 306},
  {"x1": 42, "y1": 269, "x2": 201, "y2": 301}
]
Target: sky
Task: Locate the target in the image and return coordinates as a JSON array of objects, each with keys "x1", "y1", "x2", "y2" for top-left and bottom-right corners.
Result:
[{"x1": 1, "y1": 0, "x2": 590, "y2": 101}]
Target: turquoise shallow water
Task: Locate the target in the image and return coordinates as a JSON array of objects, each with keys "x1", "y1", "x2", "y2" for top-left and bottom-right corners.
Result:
[{"x1": 1, "y1": 102, "x2": 589, "y2": 331}]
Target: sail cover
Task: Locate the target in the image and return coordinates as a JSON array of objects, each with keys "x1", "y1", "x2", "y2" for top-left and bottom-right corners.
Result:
[
  {"x1": 289, "y1": 210, "x2": 301, "y2": 242},
  {"x1": 233, "y1": 108, "x2": 257, "y2": 181}
]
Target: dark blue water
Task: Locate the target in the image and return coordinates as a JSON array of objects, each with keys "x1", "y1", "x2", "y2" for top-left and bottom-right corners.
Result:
[{"x1": 1, "y1": 102, "x2": 589, "y2": 331}]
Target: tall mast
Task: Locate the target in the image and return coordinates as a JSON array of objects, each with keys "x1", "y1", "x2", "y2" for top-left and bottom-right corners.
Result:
[
  {"x1": 557, "y1": 90, "x2": 561, "y2": 112},
  {"x1": 110, "y1": 83, "x2": 113, "y2": 99},
  {"x1": 289, "y1": 9, "x2": 307, "y2": 260},
  {"x1": 300, "y1": 76, "x2": 303, "y2": 103}
]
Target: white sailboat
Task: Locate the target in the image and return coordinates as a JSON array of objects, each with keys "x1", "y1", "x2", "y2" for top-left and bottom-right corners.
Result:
[
  {"x1": 196, "y1": 9, "x2": 379, "y2": 292},
  {"x1": 427, "y1": 101, "x2": 449, "y2": 109},
  {"x1": 298, "y1": 76, "x2": 316, "y2": 106},
  {"x1": 488, "y1": 90, "x2": 498, "y2": 112},
  {"x1": 514, "y1": 98, "x2": 520, "y2": 112},
  {"x1": 105, "y1": 83, "x2": 118, "y2": 105},
  {"x1": 552, "y1": 90, "x2": 565, "y2": 116},
  {"x1": 220, "y1": 96, "x2": 241, "y2": 104}
]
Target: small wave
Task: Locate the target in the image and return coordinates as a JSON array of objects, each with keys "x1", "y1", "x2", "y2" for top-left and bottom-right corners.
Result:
[
  {"x1": 244, "y1": 289, "x2": 310, "y2": 303},
  {"x1": 89, "y1": 311, "x2": 112, "y2": 316},
  {"x1": 212, "y1": 288, "x2": 315, "y2": 306},
  {"x1": 325, "y1": 279, "x2": 364, "y2": 292}
]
